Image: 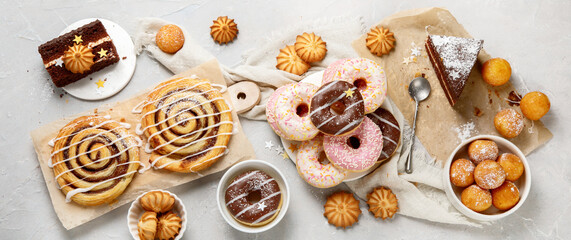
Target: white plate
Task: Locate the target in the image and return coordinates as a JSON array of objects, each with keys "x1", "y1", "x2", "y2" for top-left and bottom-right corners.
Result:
[
  {"x1": 60, "y1": 18, "x2": 136, "y2": 100},
  {"x1": 280, "y1": 70, "x2": 402, "y2": 182}
]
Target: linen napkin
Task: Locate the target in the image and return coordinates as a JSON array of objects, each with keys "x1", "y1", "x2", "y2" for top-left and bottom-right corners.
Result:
[
  {"x1": 345, "y1": 99, "x2": 483, "y2": 227},
  {"x1": 133, "y1": 15, "x2": 481, "y2": 226},
  {"x1": 134, "y1": 17, "x2": 363, "y2": 120}
]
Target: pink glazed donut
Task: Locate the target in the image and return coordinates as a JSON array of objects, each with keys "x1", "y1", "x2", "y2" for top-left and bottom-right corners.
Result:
[
  {"x1": 268, "y1": 82, "x2": 319, "y2": 141},
  {"x1": 322, "y1": 58, "x2": 387, "y2": 113},
  {"x1": 296, "y1": 134, "x2": 347, "y2": 188},
  {"x1": 323, "y1": 117, "x2": 383, "y2": 172}
]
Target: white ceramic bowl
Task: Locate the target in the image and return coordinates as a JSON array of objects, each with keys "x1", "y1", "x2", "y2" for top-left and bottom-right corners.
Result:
[
  {"x1": 443, "y1": 135, "x2": 531, "y2": 221},
  {"x1": 217, "y1": 160, "x2": 290, "y2": 233},
  {"x1": 127, "y1": 190, "x2": 187, "y2": 240}
]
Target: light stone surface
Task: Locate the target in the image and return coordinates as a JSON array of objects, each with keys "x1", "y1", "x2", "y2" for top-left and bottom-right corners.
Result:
[{"x1": 1, "y1": 0, "x2": 570, "y2": 239}]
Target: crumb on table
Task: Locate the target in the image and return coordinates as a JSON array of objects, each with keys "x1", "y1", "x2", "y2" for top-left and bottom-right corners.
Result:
[{"x1": 474, "y1": 107, "x2": 483, "y2": 117}]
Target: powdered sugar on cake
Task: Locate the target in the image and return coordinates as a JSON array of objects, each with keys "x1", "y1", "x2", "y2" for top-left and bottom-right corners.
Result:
[
  {"x1": 429, "y1": 35, "x2": 483, "y2": 87},
  {"x1": 425, "y1": 34, "x2": 483, "y2": 106}
]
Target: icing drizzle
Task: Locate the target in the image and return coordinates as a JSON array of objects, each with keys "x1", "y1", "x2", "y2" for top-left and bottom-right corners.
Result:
[
  {"x1": 309, "y1": 81, "x2": 365, "y2": 136},
  {"x1": 225, "y1": 170, "x2": 281, "y2": 224},
  {"x1": 368, "y1": 108, "x2": 401, "y2": 160},
  {"x1": 133, "y1": 76, "x2": 234, "y2": 173},
  {"x1": 48, "y1": 115, "x2": 141, "y2": 203}
]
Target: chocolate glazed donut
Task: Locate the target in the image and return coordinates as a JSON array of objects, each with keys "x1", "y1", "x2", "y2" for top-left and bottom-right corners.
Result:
[
  {"x1": 367, "y1": 108, "x2": 401, "y2": 161},
  {"x1": 225, "y1": 170, "x2": 282, "y2": 227},
  {"x1": 309, "y1": 81, "x2": 365, "y2": 135}
]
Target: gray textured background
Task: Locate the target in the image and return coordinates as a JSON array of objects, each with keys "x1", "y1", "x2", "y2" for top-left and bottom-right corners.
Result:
[{"x1": 1, "y1": 0, "x2": 569, "y2": 239}]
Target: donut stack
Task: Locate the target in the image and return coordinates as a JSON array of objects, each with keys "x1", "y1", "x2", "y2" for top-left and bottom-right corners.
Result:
[{"x1": 266, "y1": 58, "x2": 401, "y2": 188}]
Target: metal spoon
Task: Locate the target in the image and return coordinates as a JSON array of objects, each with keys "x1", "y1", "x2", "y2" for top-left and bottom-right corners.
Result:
[{"x1": 405, "y1": 77, "x2": 431, "y2": 174}]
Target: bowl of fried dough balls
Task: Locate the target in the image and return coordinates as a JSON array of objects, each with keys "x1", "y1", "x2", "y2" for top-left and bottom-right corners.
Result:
[{"x1": 443, "y1": 135, "x2": 530, "y2": 221}]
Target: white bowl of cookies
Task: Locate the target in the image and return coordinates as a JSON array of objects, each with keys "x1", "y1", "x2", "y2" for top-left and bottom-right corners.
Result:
[
  {"x1": 216, "y1": 160, "x2": 290, "y2": 233},
  {"x1": 128, "y1": 190, "x2": 187, "y2": 240},
  {"x1": 443, "y1": 135, "x2": 531, "y2": 221}
]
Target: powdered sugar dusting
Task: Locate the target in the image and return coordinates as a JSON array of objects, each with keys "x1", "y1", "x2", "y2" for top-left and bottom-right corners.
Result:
[
  {"x1": 469, "y1": 140, "x2": 499, "y2": 164},
  {"x1": 474, "y1": 160, "x2": 505, "y2": 189},
  {"x1": 463, "y1": 185, "x2": 492, "y2": 208},
  {"x1": 507, "y1": 109, "x2": 524, "y2": 134},
  {"x1": 450, "y1": 159, "x2": 475, "y2": 187},
  {"x1": 497, "y1": 109, "x2": 524, "y2": 137},
  {"x1": 429, "y1": 35, "x2": 483, "y2": 91},
  {"x1": 453, "y1": 121, "x2": 477, "y2": 142},
  {"x1": 430, "y1": 35, "x2": 483, "y2": 81}
]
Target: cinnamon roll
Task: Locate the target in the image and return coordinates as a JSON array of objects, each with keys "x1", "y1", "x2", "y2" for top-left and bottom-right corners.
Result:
[
  {"x1": 134, "y1": 77, "x2": 234, "y2": 173},
  {"x1": 49, "y1": 115, "x2": 141, "y2": 206}
]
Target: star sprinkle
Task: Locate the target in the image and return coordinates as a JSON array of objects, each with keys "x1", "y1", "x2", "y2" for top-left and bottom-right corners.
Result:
[
  {"x1": 257, "y1": 202, "x2": 267, "y2": 211},
  {"x1": 411, "y1": 47, "x2": 421, "y2": 56},
  {"x1": 96, "y1": 79, "x2": 105, "y2": 88},
  {"x1": 265, "y1": 140, "x2": 274, "y2": 150},
  {"x1": 275, "y1": 145, "x2": 285, "y2": 155},
  {"x1": 97, "y1": 48, "x2": 108, "y2": 58},
  {"x1": 96, "y1": 87, "x2": 104, "y2": 95},
  {"x1": 73, "y1": 35, "x2": 83, "y2": 44},
  {"x1": 280, "y1": 152, "x2": 289, "y2": 160},
  {"x1": 344, "y1": 88, "x2": 355, "y2": 98},
  {"x1": 402, "y1": 57, "x2": 413, "y2": 65},
  {"x1": 449, "y1": 70, "x2": 460, "y2": 80},
  {"x1": 288, "y1": 143, "x2": 299, "y2": 152},
  {"x1": 54, "y1": 58, "x2": 63, "y2": 67}
]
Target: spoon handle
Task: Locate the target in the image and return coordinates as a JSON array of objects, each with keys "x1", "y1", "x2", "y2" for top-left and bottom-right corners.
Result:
[{"x1": 405, "y1": 100, "x2": 419, "y2": 174}]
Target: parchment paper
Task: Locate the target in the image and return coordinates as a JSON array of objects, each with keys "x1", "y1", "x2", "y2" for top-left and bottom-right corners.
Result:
[
  {"x1": 353, "y1": 7, "x2": 552, "y2": 162},
  {"x1": 30, "y1": 59, "x2": 256, "y2": 230}
]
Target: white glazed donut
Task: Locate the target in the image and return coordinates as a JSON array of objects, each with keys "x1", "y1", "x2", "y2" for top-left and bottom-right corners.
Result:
[
  {"x1": 322, "y1": 57, "x2": 387, "y2": 113},
  {"x1": 266, "y1": 86, "x2": 289, "y2": 138},
  {"x1": 322, "y1": 58, "x2": 348, "y2": 82},
  {"x1": 323, "y1": 117, "x2": 383, "y2": 172},
  {"x1": 296, "y1": 134, "x2": 347, "y2": 188},
  {"x1": 268, "y1": 82, "x2": 319, "y2": 141}
]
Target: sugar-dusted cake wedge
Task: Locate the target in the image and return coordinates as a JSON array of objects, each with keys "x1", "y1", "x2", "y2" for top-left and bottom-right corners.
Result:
[
  {"x1": 38, "y1": 20, "x2": 119, "y2": 87},
  {"x1": 425, "y1": 35, "x2": 483, "y2": 106}
]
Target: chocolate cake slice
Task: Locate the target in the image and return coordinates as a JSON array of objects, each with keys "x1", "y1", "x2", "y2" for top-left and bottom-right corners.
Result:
[
  {"x1": 425, "y1": 35, "x2": 483, "y2": 106},
  {"x1": 38, "y1": 20, "x2": 119, "y2": 87}
]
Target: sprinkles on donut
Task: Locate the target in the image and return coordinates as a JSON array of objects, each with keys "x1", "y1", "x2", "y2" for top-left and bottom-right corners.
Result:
[
  {"x1": 296, "y1": 134, "x2": 348, "y2": 188},
  {"x1": 323, "y1": 117, "x2": 383, "y2": 172}
]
